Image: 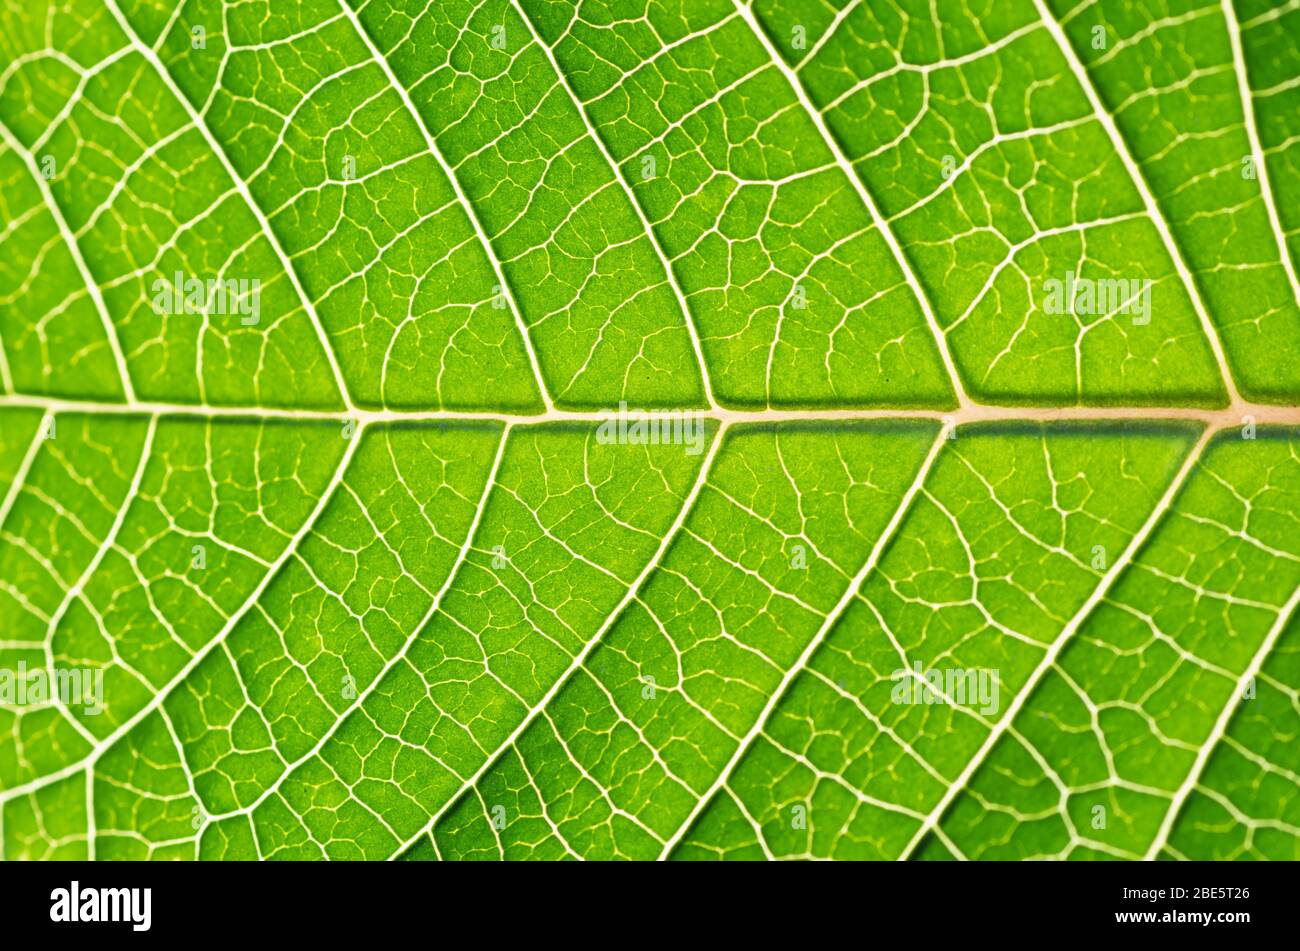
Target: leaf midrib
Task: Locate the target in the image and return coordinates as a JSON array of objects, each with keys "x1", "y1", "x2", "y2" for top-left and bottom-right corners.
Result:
[{"x1": 4, "y1": 393, "x2": 1299, "y2": 427}]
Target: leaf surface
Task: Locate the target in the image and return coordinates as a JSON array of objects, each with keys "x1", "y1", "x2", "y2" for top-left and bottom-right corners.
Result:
[{"x1": 0, "y1": 0, "x2": 1298, "y2": 861}]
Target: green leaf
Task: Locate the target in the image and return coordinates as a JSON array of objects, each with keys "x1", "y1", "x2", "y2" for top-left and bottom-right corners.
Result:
[{"x1": 0, "y1": 0, "x2": 1297, "y2": 861}]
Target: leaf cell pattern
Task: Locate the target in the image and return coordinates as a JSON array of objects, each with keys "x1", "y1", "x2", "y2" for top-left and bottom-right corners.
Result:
[{"x1": 0, "y1": 0, "x2": 1298, "y2": 861}]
